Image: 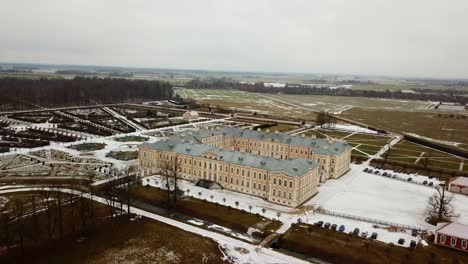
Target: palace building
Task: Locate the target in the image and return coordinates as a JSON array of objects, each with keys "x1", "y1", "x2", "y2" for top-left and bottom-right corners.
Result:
[{"x1": 139, "y1": 126, "x2": 351, "y2": 207}]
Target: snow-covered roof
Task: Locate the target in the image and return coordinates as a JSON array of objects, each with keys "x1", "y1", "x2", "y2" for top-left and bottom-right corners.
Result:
[
  {"x1": 436, "y1": 222, "x2": 468, "y2": 239},
  {"x1": 187, "y1": 127, "x2": 350, "y2": 156},
  {"x1": 450, "y1": 177, "x2": 468, "y2": 187},
  {"x1": 141, "y1": 140, "x2": 318, "y2": 177}
]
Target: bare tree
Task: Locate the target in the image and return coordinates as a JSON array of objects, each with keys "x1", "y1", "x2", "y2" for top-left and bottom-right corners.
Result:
[
  {"x1": 158, "y1": 154, "x2": 182, "y2": 208},
  {"x1": 383, "y1": 149, "x2": 391, "y2": 165},
  {"x1": 421, "y1": 151, "x2": 432, "y2": 169},
  {"x1": 13, "y1": 199, "x2": 25, "y2": 256},
  {"x1": 426, "y1": 184, "x2": 458, "y2": 224},
  {"x1": 40, "y1": 191, "x2": 57, "y2": 240},
  {"x1": 0, "y1": 203, "x2": 11, "y2": 251},
  {"x1": 52, "y1": 188, "x2": 64, "y2": 239},
  {"x1": 316, "y1": 111, "x2": 327, "y2": 127},
  {"x1": 30, "y1": 194, "x2": 40, "y2": 243},
  {"x1": 68, "y1": 183, "x2": 78, "y2": 236}
]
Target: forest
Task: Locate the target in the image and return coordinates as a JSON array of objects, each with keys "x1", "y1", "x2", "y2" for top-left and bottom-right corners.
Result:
[{"x1": 0, "y1": 77, "x2": 174, "y2": 110}]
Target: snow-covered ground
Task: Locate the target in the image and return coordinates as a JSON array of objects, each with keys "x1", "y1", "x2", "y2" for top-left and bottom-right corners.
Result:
[
  {"x1": 323, "y1": 124, "x2": 377, "y2": 134},
  {"x1": 0, "y1": 118, "x2": 228, "y2": 171},
  {"x1": 0, "y1": 187, "x2": 311, "y2": 264},
  {"x1": 143, "y1": 161, "x2": 468, "y2": 248}
]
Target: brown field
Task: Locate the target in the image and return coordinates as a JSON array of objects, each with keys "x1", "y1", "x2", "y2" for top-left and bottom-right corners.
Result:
[
  {"x1": 388, "y1": 141, "x2": 467, "y2": 171},
  {"x1": 341, "y1": 108, "x2": 468, "y2": 152},
  {"x1": 279, "y1": 223, "x2": 468, "y2": 264},
  {"x1": 30, "y1": 217, "x2": 228, "y2": 264}
]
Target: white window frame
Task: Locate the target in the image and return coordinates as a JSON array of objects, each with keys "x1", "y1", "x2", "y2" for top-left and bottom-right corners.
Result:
[
  {"x1": 451, "y1": 237, "x2": 457, "y2": 246},
  {"x1": 440, "y1": 234, "x2": 446, "y2": 244},
  {"x1": 462, "y1": 240, "x2": 467, "y2": 249}
]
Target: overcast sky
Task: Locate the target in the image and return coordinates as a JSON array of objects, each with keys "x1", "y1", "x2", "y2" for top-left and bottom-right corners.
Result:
[{"x1": 1, "y1": 0, "x2": 467, "y2": 78}]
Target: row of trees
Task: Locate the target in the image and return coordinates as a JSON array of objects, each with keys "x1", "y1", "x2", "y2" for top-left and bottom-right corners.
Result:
[
  {"x1": 185, "y1": 78, "x2": 468, "y2": 104},
  {"x1": 0, "y1": 77, "x2": 174, "y2": 110},
  {"x1": 0, "y1": 188, "x2": 97, "y2": 257},
  {"x1": 316, "y1": 111, "x2": 337, "y2": 128}
]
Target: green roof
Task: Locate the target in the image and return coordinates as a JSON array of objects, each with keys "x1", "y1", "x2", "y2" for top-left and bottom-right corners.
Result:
[{"x1": 141, "y1": 139, "x2": 318, "y2": 177}]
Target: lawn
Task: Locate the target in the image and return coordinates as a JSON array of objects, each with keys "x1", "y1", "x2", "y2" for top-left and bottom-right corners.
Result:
[
  {"x1": 341, "y1": 108, "x2": 468, "y2": 152},
  {"x1": 69, "y1": 143, "x2": 106, "y2": 151},
  {"x1": 106, "y1": 150, "x2": 138, "y2": 161},
  {"x1": 115, "y1": 135, "x2": 149, "y2": 142},
  {"x1": 129, "y1": 185, "x2": 280, "y2": 237},
  {"x1": 315, "y1": 129, "x2": 351, "y2": 139},
  {"x1": 388, "y1": 140, "x2": 466, "y2": 171},
  {"x1": 265, "y1": 123, "x2": 298, "y2": 132}
]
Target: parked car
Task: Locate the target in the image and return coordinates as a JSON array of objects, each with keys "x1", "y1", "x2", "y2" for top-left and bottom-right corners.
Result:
[
  {"x1": 324, "y1": 222, "x2": 331, "y2": 229},
  {"x1": 352, "y1": 228, "x2": 360, "y2": 236},
  {"x1": 338, "y1": 225, "x2": 345, "y2": 232},
  {"x1": 410, "y1": 240, "x2": 417, "y2": 248},
  {"x1": 315, "y1": 221, "x2": 324, "y2": 227},
  {"x1": 423, "y1": 180, "x2": 428, "y2": 185},
  {"x1": 428, "y1": 182, "x2": 434, "y2": 187},
  {"x1": 411, "y1": 229, "x2": 418, "y2": 237},
  {"x1": 392, "y1": 174, "x2": 397, "y2": 178},
  {"x1": 331, "y1": 224, "x2": 337, "y2": 231},
  {"x1": 368, "y1": 169, "x2": 373, "y2": 173},
  {"x1": 398, "y1": 238, "x2": 405, "y2": 245},
  {"x1": 364, "y1": 168, "x2": 369, "y2": 172},
  {"x1": 361, "y1": 231, "x2": 368, "y2": 238},
  {"x1": 370, "y1": 232, "x2": 378, "y2": 239},
  {"x1": 382, "y1": 172, "x2": 387, "y2": 176},
  {"x1": 374, "y1": 170, "x2": 380, "y2": 175},
  {"x1": 407, "y1": 177, "x2": 412, "y2": 182}
]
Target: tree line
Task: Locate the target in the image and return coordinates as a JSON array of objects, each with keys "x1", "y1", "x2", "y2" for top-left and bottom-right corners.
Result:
[
  {"x1": 0, "y1": 77, "x2": 174, "y2": 110},
  {"x1": 185, "y1": 78, "x2": 467, "y2": 104}
]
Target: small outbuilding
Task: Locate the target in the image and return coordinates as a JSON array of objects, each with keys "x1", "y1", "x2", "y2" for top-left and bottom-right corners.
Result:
[
  {"x1": 448, "y1": 177, "x2": 468, "y2": 195},
  {"x1": 183, "y1": 111, "x2": 199, "y2": 121},
  {"x1": 434, "y1": 222, "x2": 468, "y2": 252}
]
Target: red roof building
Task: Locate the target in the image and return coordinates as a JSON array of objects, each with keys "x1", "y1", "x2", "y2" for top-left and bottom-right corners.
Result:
[
  {"x1": 434, "y1": 222, "x2": 468, "y2": 252},
  {"x1": 449, "y1": 177, "x2": 468, "y2": 195}
]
